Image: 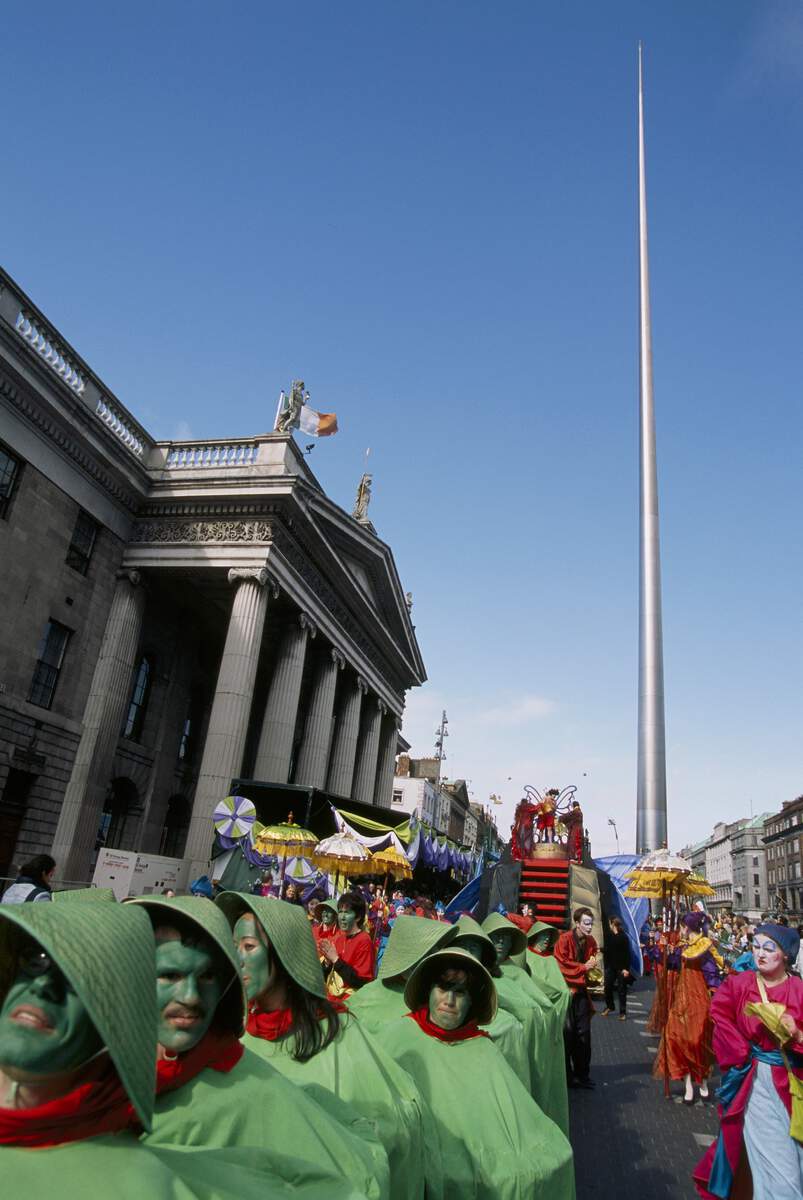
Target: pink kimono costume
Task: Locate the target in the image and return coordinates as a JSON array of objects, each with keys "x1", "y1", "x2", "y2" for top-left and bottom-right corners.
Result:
[{"x1": 694, "y1": 970, "x2": 803, "y2": 1199}]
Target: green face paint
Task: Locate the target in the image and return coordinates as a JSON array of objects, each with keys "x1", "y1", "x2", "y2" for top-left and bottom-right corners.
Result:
[
  {"x1": 337, "y1": 908, "x2": 357, "y2": 934},
  {"x1": 155, "y1": 932, "x2": 225, "y2": 1053},
  {"x1": 0, "y1": 940, "x2": 102, "y2": 1076},
  {"x1": 489, "y1": 930, "x2": 513, "y2": 964},
  {"x1": 233, "y1": 914, "x2": 273, "y2": 1004},
  {"x1": 457, "y1": 936, "x2": 487, "y2": 962},
  {"x1": 428, "y1": 980, "x2": 472, "y2": 1031}
]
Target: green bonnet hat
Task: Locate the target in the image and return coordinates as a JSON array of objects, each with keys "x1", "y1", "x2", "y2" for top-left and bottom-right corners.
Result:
[
  {"x1": 0, "y1": 901, "x2": 157, "y2": 1130},
  {"x1": 404, "y1": 947, "x2": 498, "y2": 1026},
  {"x1": 128, "y1": 895, "x2": 246, "y2": 1036},
  {"x1": 53, "y1": 887, "x2": 117, "y2": 903},
  {"x1": 378, "y1": 914, "x2": 458, "y2": 980},
  {"x1": 216, "y1": 892, "x2": 327, "y2": 1000},
  {"x1": 481, "y1": 912, "x2": 527, "y2": 957},
  {"x1": 527, "y1": 920, "x2": 559, "y2": 949},
  {"x1": 453, "y1": 914, "x2": 497, "y2": 971},
  {"x1": 317, "y1": 899, "x2": 340, "y2": 921}
]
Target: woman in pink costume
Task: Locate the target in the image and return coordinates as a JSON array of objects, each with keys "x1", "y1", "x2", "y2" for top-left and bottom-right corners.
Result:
[{"x1": 694, "y1": 922, "x2": 803, "y2": 1199}]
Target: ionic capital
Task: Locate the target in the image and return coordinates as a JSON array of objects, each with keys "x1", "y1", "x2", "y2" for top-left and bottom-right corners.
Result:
[
  {"x1": 115, "y1": 568, "x2": 142, "y2": 587},
  {"x1": 227, "y1": 567, "x2": 279, "y2": 597},
  {"x1": 299, "y1": 613, "x2": 317, "y2": 638},
  {"x1": 356, "y1": 675, "x2": 369, "y2": 695},
  {"x1": 330, "y1": 649, "x2": 346, "y2": 670},
  {"x1": 377, "y1": 698, "x2": 388, "y2": 716}
]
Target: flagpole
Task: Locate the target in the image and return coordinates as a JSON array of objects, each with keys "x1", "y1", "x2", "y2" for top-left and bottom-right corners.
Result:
[{"x1": 636, "y1": 43, "x2": 668, "y2": 855}]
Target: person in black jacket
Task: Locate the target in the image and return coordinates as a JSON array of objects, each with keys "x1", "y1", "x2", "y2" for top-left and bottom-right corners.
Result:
[{"x1": 602, "y1": 916, "x2": 632, "y2": 1019}]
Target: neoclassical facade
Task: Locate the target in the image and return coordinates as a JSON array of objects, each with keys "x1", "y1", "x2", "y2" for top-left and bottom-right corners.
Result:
[{"x1": 0, "y1": 268, "x2": 425, "y2": 885}]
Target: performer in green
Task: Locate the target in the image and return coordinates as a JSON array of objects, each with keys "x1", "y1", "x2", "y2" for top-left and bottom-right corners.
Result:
[
  {"x1": 346, "y1": 914, "x2": 458, "y2": 1032},
  {"x1": 217, "y1": 891, "x2": 426, "y2": 1200},
  {"x1": 0, "y1": 901, "x2": 189, "y2": 1196},
  {"x1": 481, "y1": 911, "x2": 569, "y2": 1136},
  {"x1": 130, "y1": 894, "x2": 387, "y2": 1200},
  {"x1": 381, "y1": 947, "x2": 575, "y2": 1200}
]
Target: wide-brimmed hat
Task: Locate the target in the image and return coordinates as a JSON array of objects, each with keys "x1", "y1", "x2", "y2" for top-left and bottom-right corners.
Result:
[
  {"x1": 452, "y1": 914, "x2": 497, "y2": 971},
  {"x1": 216, "y1": 892, "x2": 326, "y2": 1000},
  {"x1": 53, "y1": 887, "x2": 116, "y2": 903},
  {"x1": 128, "y1": 895, "x2": 245, "y2": 1036},
  {"x1": 526, "y1": 920, "x2": 559, "y2": 949},
  {"x1": 481, "y1": 912, "x2": 527, "y2": 957},
  {"x1": 403, "y1": 947, "x2": 497, "y2": 1025},
  {"x1": 378, "y1": 913, "x2": 458, "y2": 980},
  {"x1": 0, "y1": 901, "x2": 156, "y2": 1130},
  {"x1": 317, "y1": 898, "x2": 340, "y2": 921}
]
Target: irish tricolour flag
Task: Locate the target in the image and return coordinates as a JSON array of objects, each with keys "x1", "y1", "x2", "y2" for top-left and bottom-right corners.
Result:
[{"x1": 298, "y1": 405, "x2": 338, "y2": 437}]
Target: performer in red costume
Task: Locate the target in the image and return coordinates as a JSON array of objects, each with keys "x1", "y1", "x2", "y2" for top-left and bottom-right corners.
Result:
[
  {"x1": 555, "y1": 907, "x2": 599, "y2": 1089},
  {"x1": 535, "y1": 792, "x2": 559, "y2": 844},
  {"x1": 562, "y1": 802, "x2": 584, "y2": 862}
]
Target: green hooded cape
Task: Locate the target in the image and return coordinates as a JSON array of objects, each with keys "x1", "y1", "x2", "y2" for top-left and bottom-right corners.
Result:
[
  {"x1": 481, "y1": 913, "x2": 569, "y2": 1135},
  {"x1": 0, "y1": 902, "x2": 192, "y2": 1199},
  {"x1": 217, "y1": 892, "x2": 425, "y2": 1200},
  {"x1": 348, "y1": 915, "x2": 458, "y2": 1033},
  {"x1": 130, "y1": 895, "x2": 388, "y2": 1200},
  {"x1": 381, "y1": 1004, "x2": 574, "y2": 1199}
]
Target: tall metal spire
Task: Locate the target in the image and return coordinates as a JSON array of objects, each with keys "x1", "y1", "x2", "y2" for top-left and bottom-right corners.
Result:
[{"x1": 636, "y1": 44, "x2": 668, "y2": 854}]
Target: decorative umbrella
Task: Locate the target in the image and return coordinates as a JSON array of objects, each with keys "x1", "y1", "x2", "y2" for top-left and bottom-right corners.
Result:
[
  {"x1": 312, "y1": 832, "x2": 375, "y2": 879},
  {"x1": 213, "y1": 794, "x2": 256, "y2": 839},
  {"x1": 369, "y1": 844, "x2": 412, "y2": 882},
  {"x1": 252, "y1": 813, "x2": 319, "y2": 888}
]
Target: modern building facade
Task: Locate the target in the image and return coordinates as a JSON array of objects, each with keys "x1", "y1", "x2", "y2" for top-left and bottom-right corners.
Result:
[{"x1": 0, "y1": 268, "x2": 425, "y2": 886}]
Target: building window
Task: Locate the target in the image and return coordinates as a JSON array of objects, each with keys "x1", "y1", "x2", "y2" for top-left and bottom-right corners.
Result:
[
  {"x1": 753, "y1": 873, "x2": 760, "y2": 886},
  {"x1": 159, "y1": 795, "x2": 190, "y2": 858},
  {"x1": 28, "y1": 620, "x2": 71, "y2": 708},
  {"x1": 65, "y1": 509, "x2": 99, "y2": 575},
  {"x1": 754, "y1": 891, "x2": 761, "y2": 908},
  {"x1": 752, "y1": 856, "x2": 759, "y2": 867},
  {"x1": 122, "y1": 657, "x2": 151, "y2": 742},
  {"x1": 0, "y1": 443, "x2": 23, "y2": 520},
  {"x1": 97, "y1": 777, "x2": 139, "y2": 851}
]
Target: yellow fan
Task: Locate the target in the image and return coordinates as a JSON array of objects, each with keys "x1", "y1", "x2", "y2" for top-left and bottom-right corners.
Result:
[{"x1": 744, "y1": 1000, "x2": 792, "y2": 1046}]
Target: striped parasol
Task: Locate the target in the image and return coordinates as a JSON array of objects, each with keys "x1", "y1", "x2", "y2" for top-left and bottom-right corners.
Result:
[
  {"x1": 252, "y1": 813, "x2": 319, "y2": 857},
  {"x1": 312, "y1": 832, "x2": 375, "y2": 877},
  {"x1": 213, "y1": 794, "x2": 257, "y2": 839}
]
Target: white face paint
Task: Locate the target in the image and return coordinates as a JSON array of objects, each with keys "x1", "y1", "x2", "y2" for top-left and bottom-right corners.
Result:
[
  {"x1": 577, "y1": 915, "x2": 594, "y2": 936},
  {"x1": 753, "y1": 936, "x2": 786, "y2": 979}
]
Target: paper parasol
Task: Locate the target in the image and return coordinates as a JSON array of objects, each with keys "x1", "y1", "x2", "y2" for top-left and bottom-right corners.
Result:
[
  {"x1": 252, "y1": 813, "x2": 319, "y2": 857},
  {"x1": 213, "y1": 794, "x2": 257, "y2": 839},
  {"x1": 369, "y1": 844, "x2": 412, "y2": 881},
  {"x1": 312, "y1": 832, "x2": 375, "y2": 876},
  {"x1": 624, "y1": 869, "x2": 714, "y2": 899}
]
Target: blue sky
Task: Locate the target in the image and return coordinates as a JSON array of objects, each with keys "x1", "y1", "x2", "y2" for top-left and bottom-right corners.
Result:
[{"x1": 4, "y1": 2, "x2": 801, "y2": 856}]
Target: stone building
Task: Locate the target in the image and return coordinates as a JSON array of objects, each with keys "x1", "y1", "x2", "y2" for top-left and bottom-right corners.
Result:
[
  {"x1": 730, "y1": 814, "x2": 771, "y2": 920},
  {"x1": 0, "y1": 267, "x2": 425, "y2": 886},
  {"x1": 765, "y1": 796, "x2": 803, "y2": 917}
]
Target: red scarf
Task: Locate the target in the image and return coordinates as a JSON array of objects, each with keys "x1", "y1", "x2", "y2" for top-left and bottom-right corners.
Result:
[
  {"x1": 0, "y1": 1064, "x2": 137, "y2": 1148},
  {"x1": 156, "y1": 1030, "x2": 244, "y2": 1095},
  {"x1": 247, "y1": 1007, "x2": 295, "y2": 1041},
  {"x1": 407, "y1": 1006, "x2": 490, "y2": 1043}
]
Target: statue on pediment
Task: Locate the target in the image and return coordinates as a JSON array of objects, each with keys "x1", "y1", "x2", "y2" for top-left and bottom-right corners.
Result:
[
  {"x1": 352, "y1": 473, "x2": 372, "y2": 523},
  {"x1": 274, "y1": 380, "x2": 306, "y2": 433}
]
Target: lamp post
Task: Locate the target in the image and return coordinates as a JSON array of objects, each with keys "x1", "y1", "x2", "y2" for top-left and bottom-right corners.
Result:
[{"x1": 608, "y1": 818, "x2": 620, "y2": 856}]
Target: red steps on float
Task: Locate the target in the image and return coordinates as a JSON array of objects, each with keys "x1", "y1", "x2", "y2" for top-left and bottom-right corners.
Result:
[{"x1": 517, "y1": 857, "x2": 571, "y2": 929}]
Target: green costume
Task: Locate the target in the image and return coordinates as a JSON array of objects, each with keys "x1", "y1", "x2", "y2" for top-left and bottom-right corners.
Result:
[
  {"x1": 381, "y1": 948, "x2": 575, "y2": 1200},
  {"x1": 347, "y1": 915, "x2": 457, "y2": 1033},
  {"x1": 482, "y1": 913, "x2": 569, "y2": 1136},
  {"x1": 451, "y1": 916, "x2": 531, "y2": 1092},
  {"x1": 0, "y1": 901, "x2": 193, "y2": 1199},
  {"x1": 217, "y1": 892, "x2": 425, "y2": 1200},
  {"x1": 131, "y1": 896, "x2": 386, "y2": 1200}
]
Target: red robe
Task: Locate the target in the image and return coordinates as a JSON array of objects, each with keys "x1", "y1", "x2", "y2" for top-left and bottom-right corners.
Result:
[
  {"x1": 694, "y1": 971, "x2": 803, "y2": 1198},
  {"x1": 554, "y1": 930, "x2": 598, "y2": 992},
  {"x1": 326, "y1": 929, "x2": 375, "y2": 998}
]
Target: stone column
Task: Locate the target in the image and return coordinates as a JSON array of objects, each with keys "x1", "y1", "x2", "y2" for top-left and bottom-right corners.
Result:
[
  {"x1": 293, "y1": 648, "x2": 343, "y2": 789},
  {"x1": 326, "y1": 673, "x2": 366, "y2": 798},
  {"x1": 352, "y1": 695, "x2": 384, "y2": 807},
  {"x1": 373, "y1": 712, "x2": 399, "y2": 809},
  {"x1": 252, "y1": 613, "x2": 315, "y2": 784},
  {"x1": 51, "y1": 570, "x2": 146, "y2": 881},
  {"x1": 184, "y1": 568, "x2": 274, "y2": 873}
]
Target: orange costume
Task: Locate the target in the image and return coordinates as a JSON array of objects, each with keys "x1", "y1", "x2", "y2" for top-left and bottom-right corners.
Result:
[{"x1": 654, "y1": 931, "x2": 723, "y2": 1087}]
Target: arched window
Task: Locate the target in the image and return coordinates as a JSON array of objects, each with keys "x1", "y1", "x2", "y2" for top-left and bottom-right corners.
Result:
[
  {"x1": 123, "y1": 656, "x2": 152, "y2": 742},
  {"x1": 159, "y1": 795, "x2": 191, "y2": 859},
  {"x1": 98, "y1": 777, "x2": 139, "y2": 851}
]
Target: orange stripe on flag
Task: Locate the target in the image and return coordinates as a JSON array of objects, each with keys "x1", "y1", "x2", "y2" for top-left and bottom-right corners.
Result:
[{"x1": 317, "y1": 413, "x2": 338, "y2": 436}]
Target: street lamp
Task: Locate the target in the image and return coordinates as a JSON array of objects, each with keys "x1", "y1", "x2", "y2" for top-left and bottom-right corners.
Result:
[{"x1": 608, "y1": 818, "x2": 620, "y2": 855}]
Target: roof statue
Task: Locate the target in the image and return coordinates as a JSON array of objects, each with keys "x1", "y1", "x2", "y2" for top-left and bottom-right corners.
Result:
[
  {"x1": 274, "y1": 379, "x2": 307, "y2": 433},
  {"x1": 352, "y1": 472, "x2": 373, "y2": 523}
]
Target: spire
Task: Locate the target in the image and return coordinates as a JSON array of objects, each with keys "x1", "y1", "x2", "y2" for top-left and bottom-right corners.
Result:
[{"x1": 636, "y1": 44, "x2": 668, "y2": 854}]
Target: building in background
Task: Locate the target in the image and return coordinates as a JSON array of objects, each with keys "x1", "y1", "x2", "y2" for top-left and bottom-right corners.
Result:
[
  {"x1": 730, "y1": 814, "x2": 771, "y2": 919},
  {"x1": 0, "y1": 267, "x2": 424, "y2": 886},
  {"x1": 764, "y1": 796, "x2": 803, "y2": 918}
]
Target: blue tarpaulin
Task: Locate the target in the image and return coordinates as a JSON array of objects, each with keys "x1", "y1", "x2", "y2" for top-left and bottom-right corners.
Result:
[{"x1": 594, "y1": 854, "x2": 648, "y2": 977}]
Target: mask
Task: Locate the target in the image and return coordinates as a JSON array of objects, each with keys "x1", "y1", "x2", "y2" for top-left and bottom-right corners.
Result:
[
  {"x1": 0, "y1": 940, "x2": 102, "y2": 1077},
  {"x1": 489, "y1": 930, "x2": 513, "y2": 964},
  {"x1": 155, "y1": 933, "x2": 225, "y2": 1053},
  {"x1": 337, "y1": 909, "x2": 357, "y2": 933},
  {"x1": 233, "y1": 914, "x2": 273, "y2": 1003},
  {"x1": 428, "y1": 981, "x2": 471, "y2": 1031}
]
